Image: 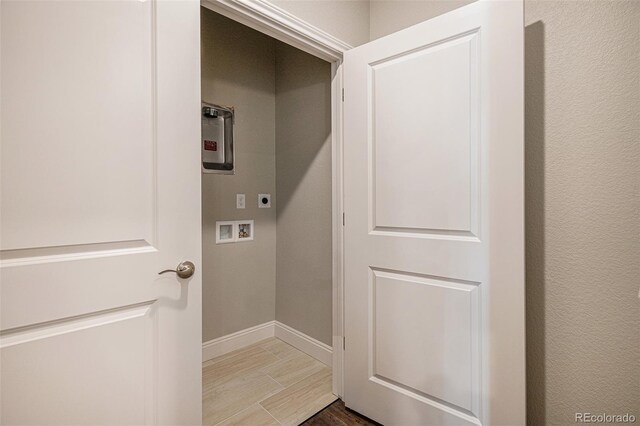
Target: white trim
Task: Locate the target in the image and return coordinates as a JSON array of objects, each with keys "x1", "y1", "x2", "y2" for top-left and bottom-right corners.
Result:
[
  {"x1": 331, "y1": 60, "x2": 345, "y2": 397},
  {"x1": 200, "y1": 0, "x2": 351, "y2": 62},
  {"x1": 0, "y1": 240, "x2": 156, "y2": 268},
  {"x1": 202, "y1": 321, "x2": 333, "y2": 367},
  {"x1": 236, "y1": 219, "x2": 255, "y2": 242},
  {"x1": 0, "y1": 302, "x2": 154, "y2": 349},
  {"x1": 199, "y1": 0, "x2": 346, "y2": 397},
  {"x1": 215, "y1": 220, "x2": 237, "y2": 244},
  {"x1": 202, "y1": 321, "x2": 275, "y2": 362},
  {"x1": 274, "y1": 321, "x2": 333, "y2": 367}
]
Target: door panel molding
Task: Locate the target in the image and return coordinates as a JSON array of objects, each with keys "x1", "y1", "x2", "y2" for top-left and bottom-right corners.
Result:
[
  {"x1": 0, "y1": 301, "x2": 155, "y2": 349},
  {"x1": 369, "y1": 268, "x2": 481, "y2": 416},
  {"x1": 1, "y1": 301, "x2": 157, "y2": 425},
  {"x1": 0, "y1": 240, "x2": 156, "y2": 268},
  {"x1": 367, "y1": 29, "x2": 480, "y2": 239},
  {"x1": 368, "y1": 376, "x2": 481, "y2": 425},
  {"x1": 1, "y1": 0, "x2": 159, "y2": 252}
]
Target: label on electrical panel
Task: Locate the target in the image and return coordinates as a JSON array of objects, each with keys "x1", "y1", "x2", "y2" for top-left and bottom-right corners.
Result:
[{"x1": 204, "y1": 140, "x2": 218, "y2": 151}]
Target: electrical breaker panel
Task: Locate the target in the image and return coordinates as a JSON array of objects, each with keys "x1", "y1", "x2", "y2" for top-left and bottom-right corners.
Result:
[{"x1": 202, "y1": 102, "x2": 234, "y2": 174}]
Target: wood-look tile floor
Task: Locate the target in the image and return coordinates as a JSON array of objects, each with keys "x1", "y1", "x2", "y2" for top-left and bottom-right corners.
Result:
[{"x1": 203, "y1": 338, "x2": 337, "y2": 426}]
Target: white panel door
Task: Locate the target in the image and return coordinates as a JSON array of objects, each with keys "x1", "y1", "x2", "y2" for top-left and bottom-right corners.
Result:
[
  {"x1": 343, "y1": 1, "x2": 524, "y2": 424},
  {"x1": 0, "y1": 0, "x2": 201, "y2": 424}
]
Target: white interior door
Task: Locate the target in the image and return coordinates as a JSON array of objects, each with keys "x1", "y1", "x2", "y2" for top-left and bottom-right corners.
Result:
[
  {"x1": 343, "y1": 1, "x2": 524, "y2": 424},
  {"x1": 0, "y1": 1, "x2": 202, "y2": 424}
]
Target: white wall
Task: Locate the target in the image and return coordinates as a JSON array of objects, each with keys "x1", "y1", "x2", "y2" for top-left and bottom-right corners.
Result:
[{"x1": 271, "y1": 0, "x2": 370, "y2": 46}]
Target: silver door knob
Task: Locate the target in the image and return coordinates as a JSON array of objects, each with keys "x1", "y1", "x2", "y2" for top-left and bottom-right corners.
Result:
[{"x1": 158, "y1": 261, "x2": 195, "y2": 279}]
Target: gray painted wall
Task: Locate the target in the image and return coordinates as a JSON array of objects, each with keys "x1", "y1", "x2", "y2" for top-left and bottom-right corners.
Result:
[
  {"x1": 275, "y1": 42, "x2": 333, "y2": 346},
  {"x1": 369, "y1": 0, "x2": 640, "y2": 423},
  {"x1": 201, "y1": 9, "x2": 277, "y2": 342},
  {"x1": 201, "y1": 9, "x2": 333, "y2": 346}
]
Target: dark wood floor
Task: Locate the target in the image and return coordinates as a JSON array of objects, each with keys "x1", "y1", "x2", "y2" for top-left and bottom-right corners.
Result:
[{"x1": 302, "y1": 400, "x2": 381, "y2": 426}]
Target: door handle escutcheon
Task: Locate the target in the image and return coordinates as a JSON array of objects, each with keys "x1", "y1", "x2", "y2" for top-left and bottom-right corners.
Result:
[{"x1": 159, "y1": 261, "x2": 195, "y2": 279}]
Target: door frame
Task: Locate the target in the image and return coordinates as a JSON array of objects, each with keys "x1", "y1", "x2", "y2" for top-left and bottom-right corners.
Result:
[{"x1": 200, "y1": 0, "x2": 348, "y2": 398}]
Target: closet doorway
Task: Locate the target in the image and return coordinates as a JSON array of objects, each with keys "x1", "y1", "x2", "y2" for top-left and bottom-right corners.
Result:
[{"x1": 199, "y1": 5, "x2": 346, "y2": 424}]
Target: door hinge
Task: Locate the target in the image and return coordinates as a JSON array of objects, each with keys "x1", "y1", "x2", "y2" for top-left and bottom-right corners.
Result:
[
  {"x1": 342, "y1": 88, "x2": 344, "y2": 102},
  {"x1": 342, "y1": 212, "x2": 345, "y2": 226},
  {"x1": 343, "y1": 336, "x2": 346, "y2": 351}
]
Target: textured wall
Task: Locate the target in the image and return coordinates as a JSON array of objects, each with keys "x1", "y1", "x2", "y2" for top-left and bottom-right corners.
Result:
[
  {"x1": 271, "y1": 0, "x2": 370, "y2": 47},
  {"x1": 369, "y1": 1, "x2": 640, "y2": 424},
  {"x1": 524, "y1": 2, "x2": 639, "y2": 424},
  {"x1": 201, "y1": 9, "x2": 277, "y2": 342},
  {"x1": 275, "y1": 42, "x2": 333, "y2": 346},
  {"x1": 369, "y1": 0, "x2": 474, "y2": 40}
]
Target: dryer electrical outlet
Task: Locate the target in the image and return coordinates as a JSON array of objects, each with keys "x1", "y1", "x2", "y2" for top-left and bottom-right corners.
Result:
[{"x1": 258, "y1": 194, "x2": 271, "y2": 208}]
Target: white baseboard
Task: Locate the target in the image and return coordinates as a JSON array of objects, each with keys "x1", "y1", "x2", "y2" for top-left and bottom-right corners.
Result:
[
  {"x1": 202, "y1": 320, "x2": 333, "y2": 366},
  {"x1": 202, "y1": 321, "x2": 275, "y2": 362},
  {"x1": 274, "y1": 321, "x2": 333, "y2": 366}
]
